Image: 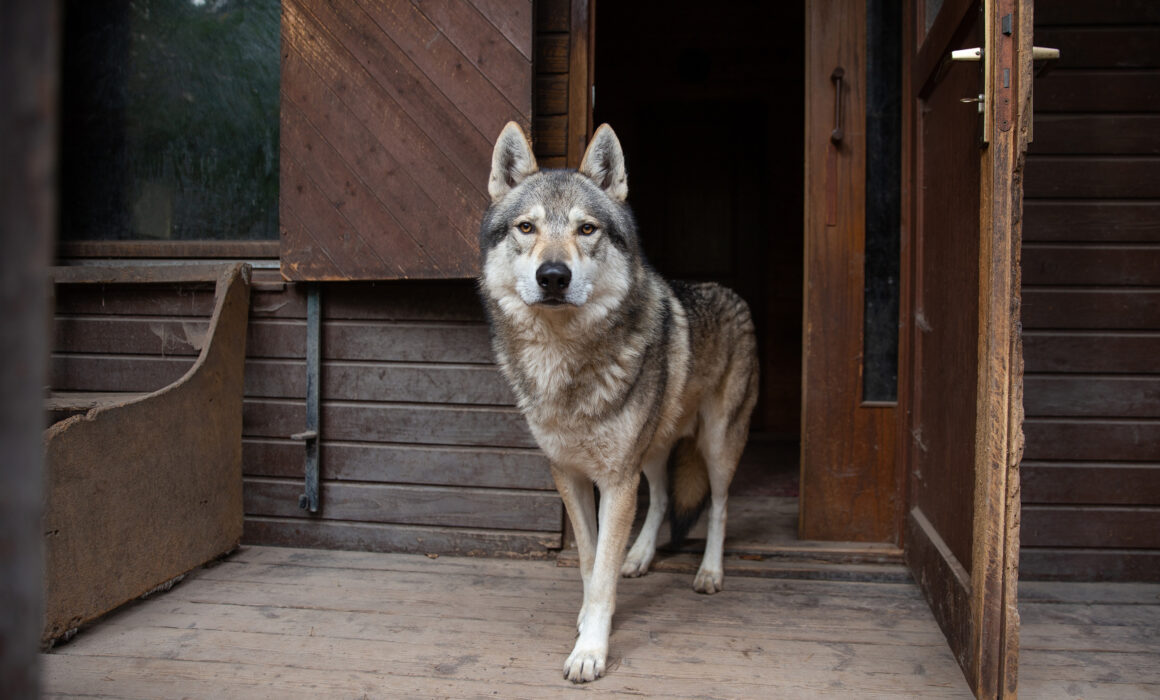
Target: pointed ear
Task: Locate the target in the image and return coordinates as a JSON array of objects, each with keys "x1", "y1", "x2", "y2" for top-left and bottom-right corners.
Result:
[
  {"x1": 579, "y1": 124, "x2": 628, "y2": 202},
  {"x1": 488, "y1": 122, "x2": 538, "y2": 202}
]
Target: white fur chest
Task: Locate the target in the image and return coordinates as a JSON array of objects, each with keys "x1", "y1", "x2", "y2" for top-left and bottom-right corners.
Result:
[{"x1": 498, "y1": 331, "x2": 651, "y2": 478}]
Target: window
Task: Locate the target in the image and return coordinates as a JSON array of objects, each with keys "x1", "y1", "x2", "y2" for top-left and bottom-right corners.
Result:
[{"x1": 60, "y1": 0, "x2": 280, "y2": 243}]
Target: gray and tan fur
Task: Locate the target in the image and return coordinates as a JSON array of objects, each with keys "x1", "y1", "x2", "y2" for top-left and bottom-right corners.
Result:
[{"x1": 478, "y1": 122, "x2": 759, "y2": 683}]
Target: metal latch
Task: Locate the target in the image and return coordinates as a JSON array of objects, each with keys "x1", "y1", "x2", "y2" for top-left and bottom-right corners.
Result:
[{"x1": 293, "y1": 285, "x2": 322, "y2": 514}]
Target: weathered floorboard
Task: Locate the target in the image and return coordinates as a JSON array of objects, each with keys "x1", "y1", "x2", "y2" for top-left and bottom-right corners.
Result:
[
  {"x1": 42, "y1": 546, "x2": 970, "y2": 698},
  {"x1": 39, "y1": 546, "x2": 1160, "y2": 698}
]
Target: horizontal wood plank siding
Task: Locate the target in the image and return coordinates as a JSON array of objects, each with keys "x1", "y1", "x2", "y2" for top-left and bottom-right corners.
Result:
[
  {"x1": 243, "y1": 479, "x2": 561, "y2": 531},
  {"x1": 1022, "y1": 0, "x2": 1160, "y2": 581},
  {"x1": 531, "y1": 0, "x2": 573, "y2": 167},
  {"x1": 48, "y1": 275, "x2": 561, "y2": 557}
]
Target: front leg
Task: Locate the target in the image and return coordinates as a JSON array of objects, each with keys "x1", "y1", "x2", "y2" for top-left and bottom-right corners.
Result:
[
  {"x1": 564, "y1": 474, "x2": 638, "y2": 683},
  {"x1": 549, "y1": 465, "x2": 597, "y2": 630}
]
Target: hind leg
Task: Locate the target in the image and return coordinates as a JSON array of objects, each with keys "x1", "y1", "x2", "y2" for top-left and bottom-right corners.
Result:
[
  {"x1": 692, "y1": 416, "x2": 747, "y2": 594},
  {"x1": 620, "y1": 455, "x2": 668, "y2": 577}
]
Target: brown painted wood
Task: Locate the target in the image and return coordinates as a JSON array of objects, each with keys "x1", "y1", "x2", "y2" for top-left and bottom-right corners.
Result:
[
  {"x1": 536, "y1": 0, "x2": 569, "y2": 31},
  {"x1": 1033, "y1": 27, "x2": 1160, "y2": 69},
  {"x1": 1026, "y1": 248, "x2": 1160, "y2": 289},
  {"x1": 1023, "y1": 419, "x2": 1160, "y2": 462},
  {"x1": 133, "y1": 280, "x2": 486, "y2": 323},
  {"x1": 51, "y1": 356, "x2": 516, "y2": 405},
  {"x1": 1023, "y1": 332, "x2": 1160, "y2": 374},
  {"x1": 565, "y1": 0, "x2": 592, "y2": 168},
  {"x1": 534, "y1": 33, "x2": 569, "y2": 73},
  {"x1": 535, "y1": 74, "x2": 568, "y2": 115},
  {"x1": 243, "y1": 399, "x2": 535, "y2": 449},
  {"x1": 1023, "y1": 376, "x2": 1160, "y2": 418},
  {"x1": 243, "y1": 479, "x2": 561, "y2": 531},
  {"x1": 1024, "y1": 156, "x2": 1160, "y2": 199},
  {"x1": 1022, "y1": 462, "x2": 1160, "y2": 505},
  {"x1": 246, "y1": 360, "x2": 514, "y2": 404},
  {"x1": 531, "y1": 114, "x2": 568, "y2": 156},
  {"x1": 281, "y1": 8, "x2": 484, "y2": 255},
  {"x1": 1035, "y1": 70, "x2": 1160, "y2": 112},
  {"x1": 49, "y1": 264, "x2": 233, "y2": 285},
  {"x1": 1030, "y1": 115, "x2": 1160, "y2": 155},
  {"x1": 801, "y1": 0, "x2": 898, "y2": 544},
  {"x1": 279, "y1": 0, "x2": 531, "y2": 280},
  {"x1": 1023, "y1": 289, "x2": 1160, "y2": 330},
  {"x1": 280, "y1": 98, "x2": 444, "y2": 274},
  {"x1": 1035, "y1": 0, "x2": 1160, "y2": 25},
  {"x1": 467, "y1": 0, "x2": 532, "y2": 60},
  {"x1": 242, "y1": 439, "x2": 552, "y2": 490},
  {"x1": 1024, "y1": 201, "x2": 1160, "y2": 242},
  {"x1": 1022, "y1": 507, "x2": 1160, "y2": 549},
  {"x1": 1019, "y1": 4, "x2": 1160, "y2": 584},
  {"x1": 1020, "y1": 549, "x2": 1160, "y2": 581},
  {"x1": 243, "y1": 519, "x2": 560, "y2": 556},
  {"x1": 46, "y1": 272, "x2": 560, "y2": 558},
  {"x1": 412, "y1": 0, "x2": 533, "y2": 118},
  {"x1": 902, "y1": 0, "x2": 1028, "y2": 694},
  {"x1": 248, "y1": 320, "x2": 493, "y2": 363},
  {"x1": 57, "y1": 241, "x2": 280, "y2": 259}
]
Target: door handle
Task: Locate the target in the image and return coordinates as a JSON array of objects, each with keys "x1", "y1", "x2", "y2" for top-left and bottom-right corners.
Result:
[
  {"x1": 830, "y1": 67, "x2": 845, "y2": 144},
  {"x1": 951, "y1": 47, "x2": 983, "y2": 62},
  {"x1": 952, "y1": 46, "x2": 1059, "y2": 61},
  {"x1": 949, "y1": 45, "x2": 1061, "y2": 137}
]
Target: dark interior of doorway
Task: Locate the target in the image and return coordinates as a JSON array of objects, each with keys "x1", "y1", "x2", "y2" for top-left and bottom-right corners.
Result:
[{"x1": 594, "y1": 2, "x2": 805, "y2": 552}]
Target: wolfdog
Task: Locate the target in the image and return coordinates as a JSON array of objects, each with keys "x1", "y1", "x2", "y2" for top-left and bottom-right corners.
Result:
[{"x1": 478, "y1": 122, "x2": 759, "y2": 683}]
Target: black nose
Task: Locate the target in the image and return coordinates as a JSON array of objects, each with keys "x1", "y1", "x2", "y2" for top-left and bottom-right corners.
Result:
[{"x1": 536, "y1": 261, "x2": 571, "y2": 295}]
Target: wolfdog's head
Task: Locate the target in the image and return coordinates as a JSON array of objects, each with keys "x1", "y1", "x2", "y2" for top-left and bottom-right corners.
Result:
[{"x1": 479, "y1": 122, "x2": 640, "y2": 322}]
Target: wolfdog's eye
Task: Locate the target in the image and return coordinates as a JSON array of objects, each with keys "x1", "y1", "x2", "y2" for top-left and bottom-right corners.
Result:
[
  {"x1": 517, "y1": 221, "x2": 535, "y2": 234},
  {"x1": 579, "y1": 223, "x2": 597, "y2": 235}
]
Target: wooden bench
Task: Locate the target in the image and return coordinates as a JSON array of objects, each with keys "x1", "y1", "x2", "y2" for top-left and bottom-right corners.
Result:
[{"x1": 42, "y1": 263, "x2": 251, "y2": 644}]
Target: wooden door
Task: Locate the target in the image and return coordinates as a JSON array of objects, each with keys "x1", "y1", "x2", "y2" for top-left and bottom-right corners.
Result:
[
  {"x1": 801, "y1": 0, "x2": 901, "y2": 543},
  {"x1": 901, "y1": 0, "x2": 1030, "y2": 696}
]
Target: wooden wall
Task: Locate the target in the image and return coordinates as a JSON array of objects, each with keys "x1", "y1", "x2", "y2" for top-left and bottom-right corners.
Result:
[
  {"x1": 531, "y1": 0, "x2": 587, "y2": 168},
  {"x1": 49, "y1": 273, "x2": 562, "y2": 558},
  {"x1": 49, "y1": 0, "x2": 594, "y2": 561},
  {"x1": 1019, "y1": 1, "x2": 1160, "y2": 580}
]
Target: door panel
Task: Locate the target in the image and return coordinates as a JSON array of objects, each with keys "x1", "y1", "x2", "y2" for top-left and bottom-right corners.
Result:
[
  {"x1": 278, "y1": 0, "x2": 533, "y2": 281},
  {"x1": 902, "y1": 0, "x2": 1028, "y2": 696},
  {"x1": 801, "y1": 0, "x2": 900, "y2": 544}
]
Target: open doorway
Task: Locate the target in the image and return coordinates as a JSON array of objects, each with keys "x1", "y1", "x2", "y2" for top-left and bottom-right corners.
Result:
[{"x1": 594, "y1": 2, "x2": 806, "y2": 548}]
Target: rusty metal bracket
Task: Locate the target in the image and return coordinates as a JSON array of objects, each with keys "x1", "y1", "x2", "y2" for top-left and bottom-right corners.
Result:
[{"x1": 293, "y1": 284, "x2": 321, "y2": 513}]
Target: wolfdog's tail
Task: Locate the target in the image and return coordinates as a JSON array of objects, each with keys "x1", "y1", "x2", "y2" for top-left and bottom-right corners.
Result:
[{"x1": 668, "y1": 436, "x2": 710, "y2": 549}]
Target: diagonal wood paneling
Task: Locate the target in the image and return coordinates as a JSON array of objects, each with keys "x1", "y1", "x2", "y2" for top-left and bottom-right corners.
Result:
[{"x1": 280, "y1": 0, "x2": 532, "y2": 281}]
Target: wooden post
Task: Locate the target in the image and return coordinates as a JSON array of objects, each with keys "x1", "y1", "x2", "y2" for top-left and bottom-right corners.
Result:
[{"x1": 0, "y1": 0, "x2": 57, "y2": 696}]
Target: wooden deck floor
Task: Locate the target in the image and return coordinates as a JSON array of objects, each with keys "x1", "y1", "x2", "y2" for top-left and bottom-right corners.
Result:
[{"x1": 41, "y1": 546, "x2": 1160, "y2": 699}]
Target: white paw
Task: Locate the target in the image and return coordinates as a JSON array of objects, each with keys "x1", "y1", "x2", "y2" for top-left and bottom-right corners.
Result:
[
  {"x1": 563, "y1": 642, "x2": 607, "y2": 683},
  {"x1": 693, "y1": 567, "x2": 723, "y2": 594},
  {"x1": 620, "y1": 550, "x2": 653, "y2": 577}
]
